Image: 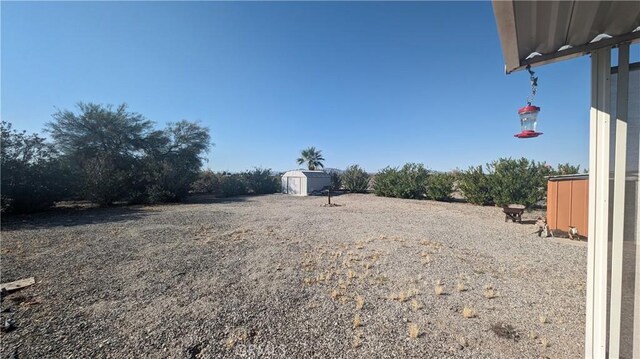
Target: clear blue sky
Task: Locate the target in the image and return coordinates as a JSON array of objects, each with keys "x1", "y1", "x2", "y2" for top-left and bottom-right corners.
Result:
[{"x1": 2, "y1": 1, "x2": 633, "y2": 173}]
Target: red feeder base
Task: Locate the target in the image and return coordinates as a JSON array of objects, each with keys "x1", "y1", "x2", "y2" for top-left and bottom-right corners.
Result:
[{"x1": 514, "y1": 130, "x2": 543, "y2": 138}]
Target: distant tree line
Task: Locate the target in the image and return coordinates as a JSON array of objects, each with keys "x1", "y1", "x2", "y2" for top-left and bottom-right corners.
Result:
[
  {"x1": 1, "y1": 102, "x2": 211, "y2": 213},
  {"x1": 191, "y1": 168, "x2": 281, "y2": 198},
  {"x1": 2, "y1": 113, "x2": 583, "y2": 214}
]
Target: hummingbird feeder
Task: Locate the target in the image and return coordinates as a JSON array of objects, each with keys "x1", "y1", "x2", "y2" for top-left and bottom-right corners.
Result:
[{"x1": 514, "y1": 66, "x2": 543, "y2": 139}]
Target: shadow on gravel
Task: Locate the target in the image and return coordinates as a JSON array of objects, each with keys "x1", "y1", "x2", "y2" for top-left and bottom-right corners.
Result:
[
  {"x1": 1, "y1": 206, "x2": 152, "y2": 231},
  {"x1": 518, "y1": 219, "x2": 538, "y2": 225},
  {"x1": 447, "y1": 197, "x2": 468, "y2": 204},
  {"x1": 185, "y1": 194, "x2": 253, "y2": 204}
]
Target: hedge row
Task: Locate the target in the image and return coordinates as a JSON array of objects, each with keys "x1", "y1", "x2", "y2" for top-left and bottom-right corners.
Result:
[
  {"x1": 457, "y1": 158, "x2": 556, "y2": 208},
  {"x1": 372, "y1": 163, "x2": 454, "y2": 201},
  {"x1": 191, "y1": 168, "x2": 280, "y2": 197},
  {"x1": 370, "y1": 159, "x2": 580, "y2": 208}
]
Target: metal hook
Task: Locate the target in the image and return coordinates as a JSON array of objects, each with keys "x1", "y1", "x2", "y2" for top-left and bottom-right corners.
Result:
[{"x1": 526, "y1": 65, "x2": 538, "y2": 105}]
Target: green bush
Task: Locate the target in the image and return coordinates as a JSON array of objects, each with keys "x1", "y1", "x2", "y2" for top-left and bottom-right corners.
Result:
[
  {"x1": 146, "y1": 185, "x2": 177, "y2": 204},
  {"x1": 192, "y1": 169, "x2": 279, "y2": 197},
  {"x1": 243, "y1": 168, "x2": 279, "y2": 195},
  {"x1": 373, "y1": 163, "x2": 429, "y2": 199},
  {"x1": 425, "y1": 172, "x2": 455, "y2": 201},
  {"x1": 458, "y1": 165, "x2": 494, "y2": 206},
  {"x1": 81, "y1": 155, "x2": 136, "y2": 205},
  {"x1": 144, "y1": 158, "x2": 201, "y2": 203},
  {"x1": 218, "y1": 174, "x2": 248, "y2": 197},
  {"x1": 342, "y1": 165, "x2": 369, "y2": 193},
  {"x1": 191, "y1": 170, "x2": 219, "y2": 194},
  {"x1": 395, "y1": 163, "x2": 429, "y2": 199},
  {"x1": 373, "y1": 166, "x2": 399, "y2": 197},
  {"x1": 488, "y1": 158, "x2": 551, "y2": 208},
  {"x1": 328, "y1": 170, "x2": 342, "y2": 190},
  {"x1": 1, "y1": 122, "x2": 71, "y2": 213}
]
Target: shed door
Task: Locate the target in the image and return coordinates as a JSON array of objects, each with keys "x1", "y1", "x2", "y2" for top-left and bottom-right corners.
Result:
[{"x1": 287, "y1": 177, "x2": 301, "y2": 195}]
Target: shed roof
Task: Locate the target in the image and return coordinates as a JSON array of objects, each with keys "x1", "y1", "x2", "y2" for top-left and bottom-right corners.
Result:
[
  {"x1": 493, "y1": 1, "x2": 640, "y2": 73},
  {"x1": 548, "y1": 174, "x2": 589, "y2": 182},
  {"x1": 282, "y1": 170, "x2": 330, "y2": 178}
]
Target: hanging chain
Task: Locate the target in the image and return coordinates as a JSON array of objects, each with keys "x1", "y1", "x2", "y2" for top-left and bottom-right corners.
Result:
[{"x1": 526, "y1": 65, "x2": 538, "y2": 105}]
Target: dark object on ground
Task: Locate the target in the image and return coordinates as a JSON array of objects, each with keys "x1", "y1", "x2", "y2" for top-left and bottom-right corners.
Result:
[
  {"x1": 503, "y1": 204, "x2": 525, "y2": 223},
  {"x1": 491, "y1": 322, "x2": 520, "y2": 341},
  {"x1": 309, "y1": 186, "x2": 347, "y2": 197},
  {"x1": 185, "y1": 344, "x2": 201, "y2": 359},
  {"x1": 3, "y1": 319, "x2": 17, "y2": 333}
]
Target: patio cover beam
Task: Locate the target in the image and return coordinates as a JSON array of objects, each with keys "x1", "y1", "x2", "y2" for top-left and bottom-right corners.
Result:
[{"x1": 493, "y1": 1, "x2": 640, "y2": 74}]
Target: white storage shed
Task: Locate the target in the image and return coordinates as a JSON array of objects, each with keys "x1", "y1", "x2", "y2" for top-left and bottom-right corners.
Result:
[{"x1": 281, "y1": 170, "x2": 331, "y2": 196}]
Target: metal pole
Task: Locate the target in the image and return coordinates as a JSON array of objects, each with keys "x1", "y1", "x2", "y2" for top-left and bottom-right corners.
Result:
[
  {"x1": 608, "y1": 42, "x2": 630, "y2": 359},
  {"x1": 586, "y1": 47, "x2": 611, "y2": 359}
]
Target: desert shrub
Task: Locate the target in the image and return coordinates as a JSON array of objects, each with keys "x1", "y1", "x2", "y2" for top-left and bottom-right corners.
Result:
[
  {"x1": 243, "y1": 168, "x2": 279, "y2": 194},
  {"x1": 425, "y1": 172, "x2": 455, "y2": 201},
  {"x1": 81, "y1": 155, "x2": 137, "y2": 205},
  {"x1": 458, "y1": 165, "x2": 494, "y2": 205},
  {"x1": 191, "y1": 170, "x2": 219, "y2": 194},
  {"x1": 373, "y1": 167, "x2": 399, "y2": 197},
  {"x1": 342, "y1": 165, "x2": 369, "y2": 193},
  {"x1": 193, "y1": 169, "x2": 279, "y2": 197},
  {"x1": 144, "y1": 159, "x2": 201, "y2": 203},
  {"x1": 218, "y1": 174, "x2": 248, "y2": 197},
  {"x1": 488, "y1": 157, "x2": 551, "y2": 208},
  {"x1": 146, "y1": 185, "x2": 177, "y2": 203},
  {"x1": 1, "y1": 122, "x2": 71, "y2": 213},
  {"x1": 394, "y1": 163, "x2": 429, "y2": 199},
  {"x1": 373, "y1": 163, "x2": 429, "y2": 199},
  {"x1": 328, "y1": 170, "x2": 342, "y2": 190}
]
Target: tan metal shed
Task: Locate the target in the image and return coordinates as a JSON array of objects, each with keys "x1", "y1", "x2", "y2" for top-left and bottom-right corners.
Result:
[{"x1": 547, "y1": 174, "x2": 589, "y2": 238}]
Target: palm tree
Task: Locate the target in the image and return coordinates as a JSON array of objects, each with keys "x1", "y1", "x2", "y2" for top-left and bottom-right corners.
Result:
[{"x1": 297, "y1": 146, "x2": 325, "y2": 170}]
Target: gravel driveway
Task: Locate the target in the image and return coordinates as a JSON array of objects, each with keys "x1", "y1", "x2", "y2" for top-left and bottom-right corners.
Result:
[{"x1": 1, "y1": 194, "x2": 586, "y2": 358}]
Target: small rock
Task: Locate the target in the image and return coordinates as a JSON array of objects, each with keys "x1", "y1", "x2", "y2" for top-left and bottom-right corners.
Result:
[
  {"x1": 3, "y1": 318, "x2": 16, "y2": 333},
  {"x1": 186, "y1": 344, "x2": 201, "y2": 359}
]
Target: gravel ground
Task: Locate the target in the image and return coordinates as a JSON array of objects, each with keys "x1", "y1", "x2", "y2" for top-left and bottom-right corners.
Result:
[{"x1": 1, "y1": 194, "x2": 586, "y2": 358}]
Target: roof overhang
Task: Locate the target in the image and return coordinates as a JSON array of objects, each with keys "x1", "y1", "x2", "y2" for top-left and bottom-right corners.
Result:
[{"x1": 493, "y1": 1, "x2": 640, "y2": 74}]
